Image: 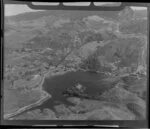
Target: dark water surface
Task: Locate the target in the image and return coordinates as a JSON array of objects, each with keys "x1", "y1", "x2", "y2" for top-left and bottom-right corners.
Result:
[
  {"x1": 31, "y1": 70, "x2": 113, "y2": 110},
  {"x1": 12, "y1": 70, "x2": 116, "y2": 118}
]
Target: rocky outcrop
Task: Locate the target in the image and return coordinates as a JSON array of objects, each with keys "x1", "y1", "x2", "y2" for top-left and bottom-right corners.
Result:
[
  {"x1": 118, "y1": 6, "x2": 147, "y2": 35},
  {"x1": 118, "y1": 6, "x2": 135, "y2": 22}
]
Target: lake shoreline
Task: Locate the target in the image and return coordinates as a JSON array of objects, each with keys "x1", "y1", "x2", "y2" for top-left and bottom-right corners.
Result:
[
  {"x1": 4, "y1": 66, "x2": 123, "y2": 120},
  {"x1": 4, "y1": 90, "x2": 51, "y2": 120},
  {"x1": 4, "y1": 67, "x2": 77, "y2": 120},
  {"x1": 4, "y1": 74, "x2": 51, "y2": 120}
]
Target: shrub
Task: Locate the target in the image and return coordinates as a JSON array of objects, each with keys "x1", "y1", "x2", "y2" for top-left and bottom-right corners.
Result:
[{"x1": 80, "y1": 53, "x2": 101, "y2": 72}]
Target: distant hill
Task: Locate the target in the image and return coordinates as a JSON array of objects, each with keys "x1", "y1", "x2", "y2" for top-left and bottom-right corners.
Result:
[
  {"x1": 6, "y1": 8, "x2": 147, "y2": 23},
  {"x1": 5, "y1": 10, "x2": 120, "y2": 22},
  {"x1": 134, "y1": 9, "x2": 147, "y2": 19}
]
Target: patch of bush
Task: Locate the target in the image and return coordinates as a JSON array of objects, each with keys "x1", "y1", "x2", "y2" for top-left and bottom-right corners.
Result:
[{"x1": 79, "y1": 53, "x2": 101, "y2": 72}]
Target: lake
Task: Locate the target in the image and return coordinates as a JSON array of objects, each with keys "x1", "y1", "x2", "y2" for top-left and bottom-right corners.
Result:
[
  {"x1": 11, "y1": 70, "x2": 118, "y2": 118},
  {"x1": 30, "y1": 70, "x2": 116, "y2": 110}
]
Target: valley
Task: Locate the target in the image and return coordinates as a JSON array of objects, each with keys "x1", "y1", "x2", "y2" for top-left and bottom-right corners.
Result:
[{"x1": 3, "y1": 6, "x2": 148, "y2": 120}]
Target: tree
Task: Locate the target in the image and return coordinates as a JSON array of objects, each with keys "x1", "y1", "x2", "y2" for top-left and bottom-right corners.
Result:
[{"x1": 80, "y1": 53, "x2": 101, "y2": 72}]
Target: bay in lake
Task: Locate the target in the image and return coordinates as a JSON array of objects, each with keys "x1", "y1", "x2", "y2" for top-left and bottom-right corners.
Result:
[
  {"x1": 32, "y1": 70, "x2": 114, "y2": 110},
  {"x1": 12, "y1": 70, "x2": 117, "y2": 117}
]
